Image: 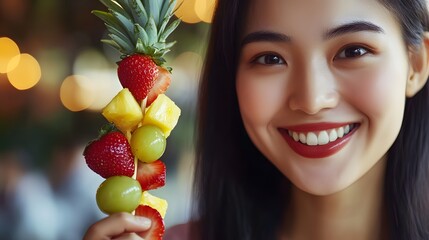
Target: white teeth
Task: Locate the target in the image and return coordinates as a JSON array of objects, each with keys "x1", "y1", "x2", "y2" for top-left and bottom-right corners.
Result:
[
  {"x1": 299, "y1": 133, "x2": 306, "y2": 144},
  {"x1": 345, "y1": 125, "x2": 350, "y2": 134},
  {"x1": 337, "y1": 127, "x2": 344, "y2": 138},
  {"x1": 329, "y1": 129, "x2": 338, "y2": 142},
  {"x1": 293, "y1": 132, "x2": 299, "y2": 141},
  {"x1": 318, "y1": 131, "x2": 329, "y2": 145},
  {"x1": 306, "y1": 132, "x2": 318, "y2": 146},
  {"x1": 288, "y1": 124, "x2": 354, "y2": 146}
]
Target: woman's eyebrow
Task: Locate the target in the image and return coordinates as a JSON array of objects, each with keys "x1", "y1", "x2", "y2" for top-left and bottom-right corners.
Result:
[
  {"x1": 241, "y1": 31, "x2": 291, "y2": 46},
  {"x1": 241, "y1": 21, "x2": 385, "y2": 46},
  {"x1": 323, "y1": 20, "x2": 385, "y2": 39}
]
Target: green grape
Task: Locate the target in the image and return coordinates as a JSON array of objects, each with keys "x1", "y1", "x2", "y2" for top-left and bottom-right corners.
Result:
[
  {"x1": 96, "y1": 176, "x2": 142, "y2": 214},
  {"x1": 131, "y1": 124, "x2": 166, "y2": 163}
]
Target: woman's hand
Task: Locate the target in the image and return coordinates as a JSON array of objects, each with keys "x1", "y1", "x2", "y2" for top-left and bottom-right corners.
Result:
[{"x1": 83, "y1": 212, "x2": 151, "y2": 240}]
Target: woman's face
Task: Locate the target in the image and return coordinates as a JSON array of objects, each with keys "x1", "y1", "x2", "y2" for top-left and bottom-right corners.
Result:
[{"x1": 236, "y1": 0, "x2": 412, "y2": 195}]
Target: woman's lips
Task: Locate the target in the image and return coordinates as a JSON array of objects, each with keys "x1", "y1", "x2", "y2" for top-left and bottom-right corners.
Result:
[{"x1": 279, "y1": 123, "x2": 359, "y2": 158}]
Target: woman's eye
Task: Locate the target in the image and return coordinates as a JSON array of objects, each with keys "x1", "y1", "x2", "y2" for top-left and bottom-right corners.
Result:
[
  {"x1": 253, "y1": 54, "x2": 285, "y2": 65},
  {"x1": 336, "y1": 45, "x2": 370, "y2": 59}
]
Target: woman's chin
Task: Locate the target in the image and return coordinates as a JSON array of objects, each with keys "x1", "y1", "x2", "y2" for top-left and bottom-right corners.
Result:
[{"x1": 288, "y1": 168, "x2": 359, "y2": 197}]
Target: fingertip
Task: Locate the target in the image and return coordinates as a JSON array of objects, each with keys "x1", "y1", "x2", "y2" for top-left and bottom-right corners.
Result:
[
  {"x1": 111, "y1": 212, "x2": 152, "y2": 230},
  {"x1": 134, "y1": 216, "x2": 152, "y2": 229},
  {"x1": 83, "y1": 212, "x2": 153, "y2": 239},
  {"x1": 83, "y1": 222, "x2": 102, "y2": 240}
]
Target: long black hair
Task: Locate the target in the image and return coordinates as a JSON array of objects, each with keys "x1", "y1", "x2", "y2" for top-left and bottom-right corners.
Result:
[
  {"x1": 192, "y1": 0, "x2": 429, "y2": 239},
  {"x1": 383, "y1": 1, "x2": 429, "y2": 239}
]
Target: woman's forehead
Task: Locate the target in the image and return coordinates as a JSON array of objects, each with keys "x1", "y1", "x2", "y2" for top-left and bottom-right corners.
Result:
[{"x1": 243, "y1": 0, "x2": 397, "y2": 39}]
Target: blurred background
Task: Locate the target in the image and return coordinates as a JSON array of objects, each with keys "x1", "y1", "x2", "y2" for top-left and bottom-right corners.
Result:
[{"x1": 0, "y1": 0, "x2": 215, "y2": 239}]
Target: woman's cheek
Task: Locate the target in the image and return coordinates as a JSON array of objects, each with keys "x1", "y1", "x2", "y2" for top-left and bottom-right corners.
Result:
[
  {"x1": 340, "y1": 65, "x2": 407, "y2": 120},
  {"x1": 236, "y1": 71, "x2": 286, "y2": 126}
]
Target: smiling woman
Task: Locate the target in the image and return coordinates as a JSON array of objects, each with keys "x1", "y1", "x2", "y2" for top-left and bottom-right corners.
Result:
[
  {"x1": 237, "y1": 0, "x2": 412, "y2": 197},
  {"x1": 194, "y1": 0, "x2": 429, "y2": 239},
  {"x1": 83, "y1": 0, "x2": 429, "y2": 239}
]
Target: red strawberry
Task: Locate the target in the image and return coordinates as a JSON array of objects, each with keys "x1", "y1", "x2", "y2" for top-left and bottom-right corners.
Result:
[
  {"x1": 136, "y1": 205, "x2": 165, "y2": 240},
  {"x1": 84, "y1": 130, "x2": 135, "y2": 178},
  {"x1": 146, "y1": 67, "x2": 171, "y2": 106},
  {"x1": 137, "y1": 160, "x2": 166, "y2": 190},
  {"x1": 118, "y1": 54, "x2": 159, "y2": 102}
]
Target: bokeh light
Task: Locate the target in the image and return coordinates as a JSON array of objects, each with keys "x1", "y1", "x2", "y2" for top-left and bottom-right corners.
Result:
[
  {"x1": 73, "y1": 48, "x2": 111, "y2": 74},
  {"x1": 60, "y1": 75, "x2": 97, "y2": 112},
  {"x1": 7, "y1": 53, "x2": 41, "y2": 90},
  {"x1": 195, "y1": 0, "x2": 216, "y2": 23},
  {"x1": 83, "y1": 70, "x2": 122, "y2": 112},
  {"x1": 0, "y1": 37, "x2": 20, "y2": 73},
  {"x1": 72, "y1": 48, "x2": 123, "y2": 111},
  {"x1": 175, "y1": 0, "x2": 201, "y2": 24}
]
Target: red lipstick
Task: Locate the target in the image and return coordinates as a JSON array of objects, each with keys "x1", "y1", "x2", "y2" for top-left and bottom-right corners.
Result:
[{"x1": 279, "y1": 123, "x2": 358, "y2": 158}]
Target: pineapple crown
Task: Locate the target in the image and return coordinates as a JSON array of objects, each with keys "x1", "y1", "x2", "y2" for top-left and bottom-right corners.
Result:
[{"x1": 92, "y1": 0, "x2": 181, "y2": 65}]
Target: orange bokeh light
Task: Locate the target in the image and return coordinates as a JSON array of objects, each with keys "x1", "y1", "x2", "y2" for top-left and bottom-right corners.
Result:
[
  {"x1": 0, "y1": 37, "x2": 20, "y2": 73},
  {"x1": 60, "y1": 75, "x2": 97, "y2": 112},
  {"x1": 175, "y1": 0, "x2": 201, "y2": 24},
  {"x1": 195, "y1": 0, "x2": 216, "y2": 23},
  {"x1": 7, "y1": 53, "x2": 41, "y2": 90}
]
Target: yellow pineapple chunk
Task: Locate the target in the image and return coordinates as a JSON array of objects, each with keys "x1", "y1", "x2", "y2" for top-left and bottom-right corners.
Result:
[
  {"x1": 140, "y1": 191, "x2": 168, "y2": 218},
  {"x1": 102, "y1": 88, "x2": 143, "y2": 133},
  {"x1": 142, "y1": 94, "x2": 181, "y2": 138}
]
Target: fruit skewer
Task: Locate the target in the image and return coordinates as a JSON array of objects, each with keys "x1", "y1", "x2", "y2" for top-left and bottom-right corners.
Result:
[
  {"x1": 127, "y1": 98, "x2": 145, "y2": 181},
  {"x1": 83, "y1": 1, "x2": 181, "y2": 239}
]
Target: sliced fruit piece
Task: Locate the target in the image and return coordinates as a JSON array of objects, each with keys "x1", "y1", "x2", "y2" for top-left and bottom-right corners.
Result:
[
  {"x1": 135, "y1": 205, "x2": 165, "y2": 240},
  {"x1": 140, "y1": 191, "x2": 168, "y2": 219},
  {"x1": 142, "y1": 94, "x2": 181, "y2": 138},
  {"x1": 84, "y1": 128, "x2": 135, "y2": 178},
  {"x1": 146, "y1": 67, "x2": 171, "y2": 106},
  {"x1": 131, "y1": 125, "x2": 166, "y2": 163},
  {"x1": 137, "y1": 160, "x2": 166, "y2": 190},
  {"x1": 102, "y1": 88, "x2": 143, "y2": 133},
  {"x1": 117, "y1": 54, "x2": 159, "y2": 102},
  {"x1": 96, "y1": 176, "x2": 142, "y2": 214}
]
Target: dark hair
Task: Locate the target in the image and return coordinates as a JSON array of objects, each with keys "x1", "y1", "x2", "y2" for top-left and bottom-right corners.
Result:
[
  {"x1": 192, "y1": 0, "x2": 429, "y2": 239},
  {"x1": 382, "y1": 1, "x2": 429, "y2": 239}
]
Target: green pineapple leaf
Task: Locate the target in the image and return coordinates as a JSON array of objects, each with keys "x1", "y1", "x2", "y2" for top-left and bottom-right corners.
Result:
[
  {"x1": 92, "y1": 10, "x2": 126, "y2": 34},
  {"x1": 134, "y1": 23, "x2": 149, "y2": 47},
  {"x1": 99, "y1": 0, "x2": 131, "y2": 19},
  {"x1": 101, "y1": 39, "x2": 122, "y2": 52},
  {"x1": 129, "y1": 0, "x2": 148, "y2": 28},
  {"x1": 94, "y1": 0, "x2": 180, "y2": 60},
  {"x1": 145, "y1": 17, "x2": 158, "y2": 45},
  {"x1": 159, "y1": 18, "x2": 180, "y2": 42}
]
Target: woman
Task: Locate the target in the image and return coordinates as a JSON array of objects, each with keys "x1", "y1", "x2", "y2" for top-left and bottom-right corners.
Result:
[{"x1": 84, "y1": 0, "x2": 429, "y2": 239}]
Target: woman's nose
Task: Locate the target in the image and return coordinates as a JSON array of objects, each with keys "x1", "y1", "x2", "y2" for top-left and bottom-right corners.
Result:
[{"x1": 287, "y1": 61, "x2": 339, "y2": 115}]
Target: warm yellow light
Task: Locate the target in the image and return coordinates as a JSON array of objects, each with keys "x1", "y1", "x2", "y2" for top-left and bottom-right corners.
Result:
[
  {"x1": 195, "y1": 0, "x2": 216, "y2": 23},
  {"x1": 7, "y1": 54, "x2": 41, "y2": 90},
  {"x1": 72, "y1": 48, "x2": 123, "y2": 112},
  {"x1": 73, "y1": 48, "x2": 111, "y2": 73},
  {"x1": 175, "y1": 0, "x2": 201, "y2": 24},
  {"x1": 0, "y1": 37, "x2": 20, "y2": 73},
  {"x1": 82, "y1": 70, "x2": 123, "y2": 111},
  {"x1": 60, "y1": 75, "x2": 97, "y2": 112}
]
